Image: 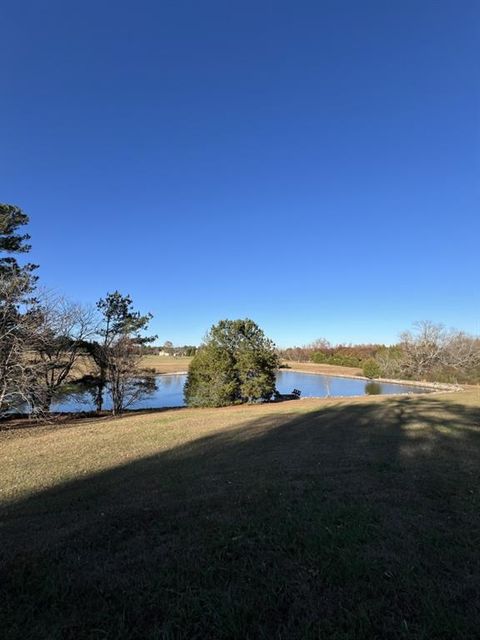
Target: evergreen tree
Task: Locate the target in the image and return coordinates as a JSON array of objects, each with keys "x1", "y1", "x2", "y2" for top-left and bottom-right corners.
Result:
[
  {"x1": 184, "y1": 319, "x2": 279, "y2": 407},
  {"x1": 0, "y1": 203, "x2": 37, "y2": 286},
  {"x1": 0, "y1": 204, "x2": 38, "y2": 413}
]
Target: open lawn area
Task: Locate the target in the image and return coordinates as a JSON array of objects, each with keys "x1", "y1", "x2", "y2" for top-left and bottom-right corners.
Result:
[
  {"x1": 72, "y1": 356, "x2": 362, "y2": 381},
  {"x1": 139, "y1": 356, "x2": 364, "y2": 378},
  {"x1": 71, "y1": 355, "x2": 192, "y2": 380},
  {"x1": 282, "y1": 360, "x2": 363, "y2": 377},
  {"x1": 1, "y1": 389, "x2": 480, "y2": 639},
  {"x1": 141, "y1": 355, "x2": 192, "y2": 374}
]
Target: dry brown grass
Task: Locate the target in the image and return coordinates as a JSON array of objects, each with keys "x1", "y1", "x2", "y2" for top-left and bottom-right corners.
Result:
[
  {"x1": 140, "y1": 354, "x2": 192, "y2": 373},
  {"x1": 71, "y1": 354, "x2": 191, "y2": 378},
  {"x1": 2, "y1": 388, "x2": 480, "y2": 638},
  {"x1": 3, "y1": 389, "x2": 478, "y2": 505},
  {"x1": 73, "y1": 355, "x2": 361, "y2": 380},
  {"x1": 142, "y1": 356, "x2": 363, "y2": 377},
  {"x1": 283, "y1": 359, "x2": 363, "y2": 377}
]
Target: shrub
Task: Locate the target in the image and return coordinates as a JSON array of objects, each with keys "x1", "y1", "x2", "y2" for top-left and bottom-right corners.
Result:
[
  {"x1": 363, "y1": 359, "x2": 381, "y2": 379},
  {"x1": 311, "y1": 352, "x2": 327, "y2": 364}
]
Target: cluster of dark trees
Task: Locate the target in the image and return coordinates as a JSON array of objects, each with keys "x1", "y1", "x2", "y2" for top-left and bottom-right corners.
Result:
[
  {"x1": 311, "y1": 343, "x2": 383, "y2": 368},
  {"x1": 0, "y1": 204, "x2": 156, "y2": 416},
  {"x1": 280, "y1": 340, "x2": 382, "y2": 366}
]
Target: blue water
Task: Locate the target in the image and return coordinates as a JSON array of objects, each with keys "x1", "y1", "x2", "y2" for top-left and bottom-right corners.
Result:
[
  {"x1": 276, "y1": 370, "x2": 429, "y2": 398},
  {"x1": 52, "y1": 370, "x2": 430, "y2": 412}
]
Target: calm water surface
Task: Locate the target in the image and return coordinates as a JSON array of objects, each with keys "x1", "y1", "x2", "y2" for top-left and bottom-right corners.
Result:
[{"x1": 53, "y1": 370, "x2": 430, "y2": 412}]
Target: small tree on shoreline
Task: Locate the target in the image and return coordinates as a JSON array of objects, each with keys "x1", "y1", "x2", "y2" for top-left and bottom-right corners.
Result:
[{"x1": 90, "y1": 291, "x2": 157, "y2": 414}]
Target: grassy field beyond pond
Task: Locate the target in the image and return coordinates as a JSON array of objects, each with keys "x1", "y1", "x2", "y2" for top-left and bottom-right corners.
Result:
[
  {"x1": 1, "y1": 389, "x2": 480, "y2": 639},
  {"x1": 138, "y1": 356, "x2": 364, "y2": 378},
  {"x1": 141, "y1": 354, "x2": 192, "y2": 374},
  {"x1": 75, "y1": 355, "x2": 362, "y2": 380}
]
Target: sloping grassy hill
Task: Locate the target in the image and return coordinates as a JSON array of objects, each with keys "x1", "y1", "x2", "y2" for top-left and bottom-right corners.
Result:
[{"x1": 1, "y1": 390, "x2": 480, "y2": 639}]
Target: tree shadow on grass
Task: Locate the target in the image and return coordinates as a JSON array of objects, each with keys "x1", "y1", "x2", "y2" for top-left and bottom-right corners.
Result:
[
  {"x1": 1, "y1": 395, "x2": 480, "y2": 639},
  {"x1": 0, "y1": 406, "x2": 187, "y2": 432}
]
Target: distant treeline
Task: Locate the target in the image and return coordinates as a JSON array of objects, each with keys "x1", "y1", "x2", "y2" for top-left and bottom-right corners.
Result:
[
  {"x1": 280, "y1": 326, "x2": 480, "y2": 384},
  {"x1": 280, "y1": 340, "x2": 383, "y2": 368},
  {"x1": 141, "y1": 344, "x2": 198, "y2": 357}
]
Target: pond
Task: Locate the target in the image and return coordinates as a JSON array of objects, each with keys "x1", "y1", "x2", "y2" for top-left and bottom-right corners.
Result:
[{"x1": 51, "y1": 370, "x2": 431, "y2": 412}]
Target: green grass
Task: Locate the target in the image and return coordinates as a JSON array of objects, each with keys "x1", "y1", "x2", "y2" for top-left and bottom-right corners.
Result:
[{"x1": 1, "y1": 390, "x2": 480, "y2": 639}]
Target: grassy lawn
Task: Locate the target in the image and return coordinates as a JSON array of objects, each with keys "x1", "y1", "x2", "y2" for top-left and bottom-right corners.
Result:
[
  {"x1": 71, "y1": 354, "x2": 192, "y2": 379},
  {"x1": 282, "y1": 360, "x2": 363, "y2": 377},
  {"x1": 141, "y1": 355, "x2": 192, "y2": 374},
  {"x1": 1, "y1": 389, "x2": 480, "y2": 639},
  {"x1": 139, "y1": 356, "x2": 362, "y2": 377},
  {"x1": 75, "y1": 355, "x2": 362, "y2": 378}
]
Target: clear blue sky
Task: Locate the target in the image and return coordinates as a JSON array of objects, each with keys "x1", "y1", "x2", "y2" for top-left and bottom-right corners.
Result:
[{"x1": 2, "y1": 0, "x2": 479, "y2": 347}]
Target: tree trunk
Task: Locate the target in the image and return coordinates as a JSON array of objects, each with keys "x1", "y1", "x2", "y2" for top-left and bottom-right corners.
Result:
[
  {"x1": 34, "y1": 389, "x2": 53, "y2": 414},
  {"x1": 95, "y1": 381, "x2": 104, "y2": 412}
]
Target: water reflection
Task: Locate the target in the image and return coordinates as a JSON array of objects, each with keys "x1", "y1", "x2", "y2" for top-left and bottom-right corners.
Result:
[
  {"x1": 159, "y1": 374, "x2": 175, "y2": 389},
  {"x1": 365, "y1": 382, "x2": 382, "y2": 395}
]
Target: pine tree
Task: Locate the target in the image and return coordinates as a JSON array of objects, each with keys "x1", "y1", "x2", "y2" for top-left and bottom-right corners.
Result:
[
  {"x1": 0, "y1": 204, "x2": 38, "y2": 413},
  {"x1": 184, "y1": 319, "x2": 279, "y2": 407}
]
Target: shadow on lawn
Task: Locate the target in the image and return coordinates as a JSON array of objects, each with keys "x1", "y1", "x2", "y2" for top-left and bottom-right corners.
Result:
[
  {"x1": 0, "y1": 406, "x2": 187, "y2": 432},
  {"x1": 2, "y1": 395, "x2": 480, "y2": 639}
]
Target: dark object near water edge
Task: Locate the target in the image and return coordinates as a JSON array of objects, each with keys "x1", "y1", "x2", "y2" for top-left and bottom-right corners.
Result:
[{"x1": 273, "y1": 388, "x2": 301, "y2": 401}]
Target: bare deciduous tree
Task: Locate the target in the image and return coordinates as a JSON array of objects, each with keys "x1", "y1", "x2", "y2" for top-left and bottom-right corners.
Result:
[
  {"x1": 398, "y1": 321, "x2": 480, "y2": 382},
  {"x1": 444, "y1": 331, "x2": 480, "y2": 375},
  {"x1": 106, "y1": 335, "x2": 157, "y2": 414},
  {"x1": 26, "y1": 297, "x2": 95, "y2": 413},
  {"x1": 399, "y1": 321, "x2": 447, "y2": 379}
]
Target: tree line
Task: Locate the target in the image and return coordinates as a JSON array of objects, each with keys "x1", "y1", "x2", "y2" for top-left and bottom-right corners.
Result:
[
  {"x1": 0, "y1": 204, "x2": 156, "y2": 417},
  {"x1": 280, "y1": 340, "x2": 383, "y2": 367},
  {"x1": 280, "y1": 326, "x2": 480, "y2": 383},
  {"x1": 141, "y1": 343, "x2": 198, "y2": 357}
]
